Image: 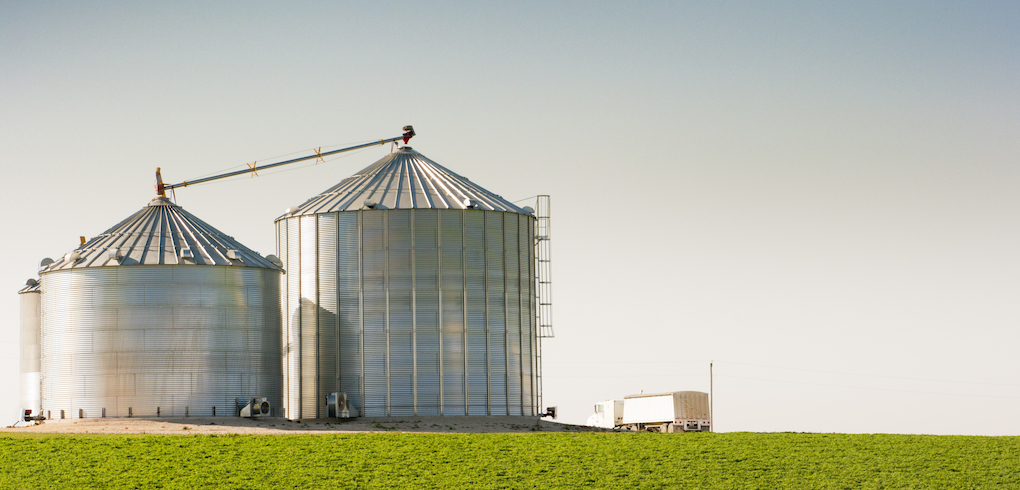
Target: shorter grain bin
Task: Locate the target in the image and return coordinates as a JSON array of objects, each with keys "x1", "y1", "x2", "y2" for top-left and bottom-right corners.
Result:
[
  {"x1": 38, "y1": 196, "x2": 283, "y2": 419},
  {"x1": 18, "y1": 279, "x2": 41, "y2": 419}
]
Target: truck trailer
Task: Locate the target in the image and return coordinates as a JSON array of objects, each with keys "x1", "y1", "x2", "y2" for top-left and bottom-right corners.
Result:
[{"x1": 587, "y1": 391, "x2": 711, "y2": 433}]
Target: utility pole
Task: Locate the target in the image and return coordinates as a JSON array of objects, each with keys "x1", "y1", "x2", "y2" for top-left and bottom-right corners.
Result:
[{"x1": 710, "y1": 361, "x2": 714, "y2": 432}]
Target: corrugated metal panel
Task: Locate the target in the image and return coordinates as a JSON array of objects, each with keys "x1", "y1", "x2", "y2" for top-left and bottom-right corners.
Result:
[
  {"x1": 488, "y1": 288, "x2": 508, "y2": 416},
  {"x1": 414, "y1": 210, "x2": 441, "y2": 415},
  {"x1": 317, "y1": 214, "x2": 338, "y2": 417},
  {"x1": 520, "y1": 214, "x2": 535, "y2": 415},
  {"x1": 39, "y1": 267, "x2": 281, "y2": 418},
  {"x1": 300, "y1": 215, "x2": 318, "y2": 418},
  {"x1": 277, "y1": 219, "x2": 289, "y2": 418},
  {"x1": 336, "y1": 212, "x2": 362, "y2": 414},
  {"x1": 42, "y1": 197, "x2": 281, "y2": 273},
  {"x1": 388, "y1": 210, "x2": 414, "y2": 416},
  {"x1": 439, "y1": 210, "x2": 466, "y2": 415},
  {"x1": 441, "y1": 296, "x2": 466, "y2": 415},
  {"x1": 416, "y1": 289, "x2": 441, "y2": 415},
  {"x1": 283, "y1": 148, "x2": 531, "y2": 216},
  {"x1": 361, "y1": 211, "x2": 387, "y2": 417},
  {"x1": 286, "y1": 218, "x2": 301, "y2": 418},
  {"x1": 485, "y1": 212, "x2": 507, "y2": 415},
  {"x1": 504, "y1": 216, "x2": 522, "y2": 415},
  {"x1": 527, "y1": 215, "x2": 539, "y2": 415},
  {"x1": 464, "y1": 212, "x2": 488, "y2": 415}
]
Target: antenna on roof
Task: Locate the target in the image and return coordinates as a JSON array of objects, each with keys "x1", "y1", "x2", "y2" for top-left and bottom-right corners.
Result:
[{"x1": 154, "y1": 126, "x2": 415, "y2": 196}]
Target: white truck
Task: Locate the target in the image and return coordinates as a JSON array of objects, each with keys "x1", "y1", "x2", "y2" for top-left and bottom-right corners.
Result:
[{"x1": 586, "y1": 391, "x2": 711, "y2": 433}]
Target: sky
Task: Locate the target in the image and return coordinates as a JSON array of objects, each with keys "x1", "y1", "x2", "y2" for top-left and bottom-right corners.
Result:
[{"x1": 2, "y1": 1, "x2": 1018, "y2": 434}]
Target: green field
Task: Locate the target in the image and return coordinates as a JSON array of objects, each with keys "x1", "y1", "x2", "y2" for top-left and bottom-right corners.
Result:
[{"x1": 1, "y1": 432, "x2": 1017, "y2": 489}]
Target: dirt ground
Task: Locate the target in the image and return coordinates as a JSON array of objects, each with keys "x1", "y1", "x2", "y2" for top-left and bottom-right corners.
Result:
[{"x1": 1, "y1": 416, "x2": 606, "y2": 435}]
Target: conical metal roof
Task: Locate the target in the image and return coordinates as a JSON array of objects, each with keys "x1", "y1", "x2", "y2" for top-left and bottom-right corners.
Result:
[
  {"x1": 281, "y1": 147, "x2": 531, "y2": 217},
  {"x1": 41, "y1": 197, "x2": 281, "y2": 272}
]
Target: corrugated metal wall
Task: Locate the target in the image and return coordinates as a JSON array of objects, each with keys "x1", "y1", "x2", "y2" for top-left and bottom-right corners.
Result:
[
  {"x1": 520, "y1": 213, "x2": 536, "y2": 412},
  {"x1": 415, "y1": 211, "x2": 440, "y2": 416},
  {"x1": 279, "y1": 209, "x2": 539, "y2": 418},
  {"x1": 39, "y1": 266, "x2": 282, "y2": 418},
  {"x1": 299, "y1": 215, "x2": 318, "y2": 418},
  {"x1": 440, "y1": 211, "x2": 466, "y2": 414},
  {"x1": 336, "y1": 213, "x2": 362, "y2": 417},
  {"x1": 317, "y1": 214, "x2": 338, "y2": 419}
]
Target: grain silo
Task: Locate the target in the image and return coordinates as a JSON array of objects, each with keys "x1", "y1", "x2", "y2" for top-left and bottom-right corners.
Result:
[
  {"x1": 18, "y1": 278, "x2": 42, "y2": 420},
  {"x1": 276, "y1": 147, "x2": 540, "y2": 418},
  {"x1": 38, "y1": 196, "x2": 283, "y2": 419}
]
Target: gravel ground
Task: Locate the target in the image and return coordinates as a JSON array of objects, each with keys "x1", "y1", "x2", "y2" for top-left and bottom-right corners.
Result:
[{"x1": 2, "y1": 416, "x2": 604, "y2": 435}]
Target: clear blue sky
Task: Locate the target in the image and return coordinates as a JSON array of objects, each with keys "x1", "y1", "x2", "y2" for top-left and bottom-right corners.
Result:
[{"x1": 2, "y1": 1, "x2": 1018, "y2": 434}]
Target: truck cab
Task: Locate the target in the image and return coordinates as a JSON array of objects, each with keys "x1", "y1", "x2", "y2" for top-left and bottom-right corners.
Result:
[{"x1": 586, "y1": 400, "x2": 624, "y2": 429}]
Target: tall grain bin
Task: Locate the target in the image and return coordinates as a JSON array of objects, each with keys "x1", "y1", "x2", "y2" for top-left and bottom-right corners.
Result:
[
  {"x1": 39, "y1": 196, "x2": 283, "y2": 418},
  {"x1": 277, "y1": 147, "x2": 539, "y2": 418},
  {"x1": 19, "y1": 278, "x2": 42, "y2": 419}
]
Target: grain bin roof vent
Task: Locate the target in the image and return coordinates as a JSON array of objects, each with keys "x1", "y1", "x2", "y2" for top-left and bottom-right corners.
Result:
[
  {"x1": 18, "y1": 278, "x2": 40, "y2": 294},
  {"x1": 40, "y1": 196, "x2": 281, "y2": 272},
  {"x1": 280, "y1": 147, "x2": 530, "y2": 217}
]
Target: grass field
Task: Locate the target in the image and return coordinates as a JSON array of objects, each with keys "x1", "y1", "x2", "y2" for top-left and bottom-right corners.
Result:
[{"x1": 2, "y1": 432, "x2": 1017, "y2": 488}]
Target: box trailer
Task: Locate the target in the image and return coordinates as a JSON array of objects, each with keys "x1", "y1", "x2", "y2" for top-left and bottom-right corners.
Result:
[{"x1": 587, "y1": 391, "x2": 711, "y2": 433}]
